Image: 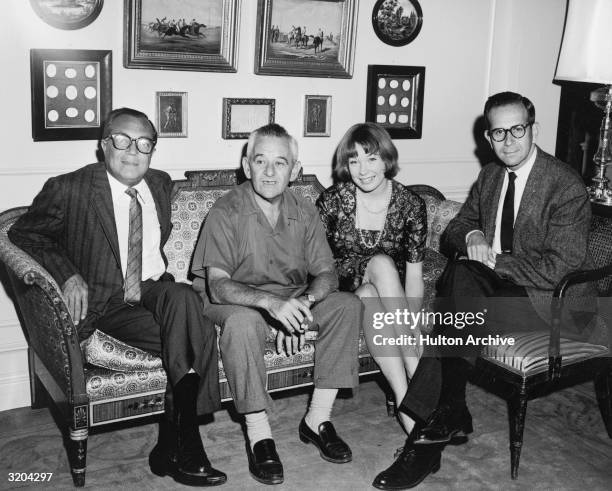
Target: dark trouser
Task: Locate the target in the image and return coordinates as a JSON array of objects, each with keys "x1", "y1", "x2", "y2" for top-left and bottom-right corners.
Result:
[
  {"x1": 400, "y1": 259, "x2": 541, "y2": 420},
  {"x1": 95, "y1": 279, "x2": 221, "y2": 417},
  {"x1": 203, "y1": 291, "x2": 361, "y2": 414}
]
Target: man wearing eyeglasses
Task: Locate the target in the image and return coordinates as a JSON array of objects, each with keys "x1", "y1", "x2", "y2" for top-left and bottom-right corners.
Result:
[
  {"x1": 9, "y1": 107, "x2": 226, "y2": 487},
  {"x1": 372, "y1": 92, "x2": 594, "y2": 490}
]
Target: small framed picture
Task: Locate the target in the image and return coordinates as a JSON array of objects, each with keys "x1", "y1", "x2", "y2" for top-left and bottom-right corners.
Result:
[
  {"x1": 222, "y1": 98, "x2": 275, "y2": 139},
  {"x1": 156, "y1": 92, "x2": 187, "y2": 138},
  {"x1": 365, "y1": 65, "x2": 425, "y2": 139},
  {"x1": 303, "y1": 95, "x2": 331, "y2": 137},
  {"x1": 30, "y1": 48, "x2": 112, "y2": 141}
]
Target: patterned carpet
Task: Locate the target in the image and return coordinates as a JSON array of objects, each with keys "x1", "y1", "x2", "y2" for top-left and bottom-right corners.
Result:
[{"x1": 0, "y1": 379, "x2": 610, "y2": 490}]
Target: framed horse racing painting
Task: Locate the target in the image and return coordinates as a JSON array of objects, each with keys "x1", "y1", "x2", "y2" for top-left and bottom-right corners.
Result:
[
  {"x1": 124, "y1": 0, "x2": 240, "y2": 72},
  {"x1": 254, "y1": 0, "x2": 358, "y2": 78}
]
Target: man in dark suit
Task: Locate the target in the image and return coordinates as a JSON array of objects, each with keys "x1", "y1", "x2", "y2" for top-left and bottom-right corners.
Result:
[
  {"x1": 9, "y1": 108, "x2": 226, "y2": 487},
  {"x1": 373, "y1": 92, "x2": 594, "y2": 490}
]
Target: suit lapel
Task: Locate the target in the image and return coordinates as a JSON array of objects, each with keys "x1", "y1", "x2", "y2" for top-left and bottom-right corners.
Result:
[
  {"x1": 145, "y1": 172, "x2": 171, "y2": 244},
  {"x1": 484, "y1": 164, "x2": 505, "y2": 242},
  {"x1": 91, "y1": 163, "x2": 121, "y2": 268},
  {"x1": 515, "y1": 147, "x2": 543, "y2": 232}
]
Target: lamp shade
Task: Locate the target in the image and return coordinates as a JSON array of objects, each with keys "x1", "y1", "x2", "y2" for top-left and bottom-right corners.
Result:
[{"x1": 554, "y1": 0, "x2": 612, "y2": 84}]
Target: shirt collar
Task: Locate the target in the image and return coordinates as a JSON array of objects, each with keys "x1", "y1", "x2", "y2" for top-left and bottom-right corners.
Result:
[
  {"x1": 106, "y1": 171, "x2": 148, "y2": 203},
  {"x1": 243, "y1": 182, "x2": 298, "y2": 220},
  {"x1": 508, "y1": 145, "x2": 537, "y2": 180}
]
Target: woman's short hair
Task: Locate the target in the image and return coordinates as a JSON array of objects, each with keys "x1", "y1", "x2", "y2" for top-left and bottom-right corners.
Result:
[{"x1": 333, "y1": 123, "x2": 399, "y2": 182}]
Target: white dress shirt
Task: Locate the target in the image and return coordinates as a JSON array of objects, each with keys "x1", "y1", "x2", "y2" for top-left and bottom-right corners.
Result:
[
  {"x1": 106, "y1": 172, "x2": 166, "y2": 281},
  {"x1": 491, "y1": 146, "x2": 537, "y2": 254},
  {"x1": 465, "y1": 145, "x2": 538, "y2": 254}
]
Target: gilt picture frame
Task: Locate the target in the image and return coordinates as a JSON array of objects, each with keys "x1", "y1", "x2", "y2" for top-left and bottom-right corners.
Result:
[
  {"x1": 254, "y1": 0, "x2": 358, "y2": 78},
  {"x1": 222, "y1": 98, "x2": 275, "y2": 139},
  {"x1": 303, "y1": 95, "x2": 331, "y2": 137},
  {"x1": 124, "y1": 0, "x2": 240, "y2": 72},
  {"x1": 156, "y1": 92, "x2": 187, "y2": 138}
]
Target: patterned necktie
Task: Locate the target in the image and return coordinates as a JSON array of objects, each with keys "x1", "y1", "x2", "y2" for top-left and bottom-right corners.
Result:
[
  {"x1": 124, "y1": 187, "x2": 142, "y2": 304},
  {"x1": 500, "y1": 172, "x2": 517, "y2": 254}
]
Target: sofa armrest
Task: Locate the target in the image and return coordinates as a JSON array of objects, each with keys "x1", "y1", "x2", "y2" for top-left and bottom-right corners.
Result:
[{"x1": 0, "y1": 208, "x2": 87, "y2": 406}]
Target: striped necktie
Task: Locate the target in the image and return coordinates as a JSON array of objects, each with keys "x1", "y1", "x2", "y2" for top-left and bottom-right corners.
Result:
[{"x1": 124, "y1": 187, "x2": 142, "y2": 304}]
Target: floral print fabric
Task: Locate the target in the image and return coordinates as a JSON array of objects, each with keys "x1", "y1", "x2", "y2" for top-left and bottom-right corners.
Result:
[{"x1": 317, "y1": 180, "x2": 427, "y2": 292}]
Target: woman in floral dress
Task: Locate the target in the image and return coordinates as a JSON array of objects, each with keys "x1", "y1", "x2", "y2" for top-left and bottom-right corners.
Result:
[{"x1": 317, "y1": 123, "x2": 427, "y2": 437}]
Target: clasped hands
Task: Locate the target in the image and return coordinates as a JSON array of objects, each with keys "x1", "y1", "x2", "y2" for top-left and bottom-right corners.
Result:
[
  {"x1": 466, "y1": 231, "x2": 497, "y2": 269},
  {"x1": 267, "y1": 296, "x2": 313, "y2": 356}
]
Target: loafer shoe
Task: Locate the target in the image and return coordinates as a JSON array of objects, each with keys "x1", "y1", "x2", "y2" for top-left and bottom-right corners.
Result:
[
  {"x1": 247, "y1": 439, "x2": 284, "y2": 485},
  {"x1": 372, "y1": 440, "x2": 442, "y2": 490},
  {"x1": 414, "y1": 404, "x2": 473, "y2": 445},
  {"x1": 149, "y1": 442, "x2": 227, "y2": 487},
  {"x1": 298, "y1": 418, "x2": 352, "y2": 463}
]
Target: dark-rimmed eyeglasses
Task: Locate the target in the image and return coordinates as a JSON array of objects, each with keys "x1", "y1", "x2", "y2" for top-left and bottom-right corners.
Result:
[
  {"x1": 487, "y1": 123, "x2": 533, "y2": 142},
  {"x1": 104, "y1": 133, "x2": 156, "y2": 154}
]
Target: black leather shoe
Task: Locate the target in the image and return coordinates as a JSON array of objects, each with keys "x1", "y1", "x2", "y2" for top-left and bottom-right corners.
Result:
[
  {"x1": 298, "y1": 418, "x2": 352, "y2": 463},
  {"x1": 372, "y1": 440, "x2": 442, "y2": 490},
  {"x1": 149, "y1": 439, "x2": 227, "y2": 487},
  {"x1": 414, "y1": 404, "x2": 473, "y2": 445},
  {"x1": 247, "y1": 439, "x2": 284, "y2": 485}
]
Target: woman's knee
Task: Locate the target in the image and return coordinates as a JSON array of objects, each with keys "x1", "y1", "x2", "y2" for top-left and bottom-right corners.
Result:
[
  {"x1": 365, "y1": 254, "x2": 400, "y2": 283},
  {"x1": 355, "y1": 283, "x2": 378, "y2": 299}
]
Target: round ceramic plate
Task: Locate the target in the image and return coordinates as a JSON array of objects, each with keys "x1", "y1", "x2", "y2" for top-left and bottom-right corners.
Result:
[
  {"x1": 372, "y1": 0, "x2": 423, "y2": 47},
  {"x1": 30, "y1": 0, "x2": 104, "y2": 30}
]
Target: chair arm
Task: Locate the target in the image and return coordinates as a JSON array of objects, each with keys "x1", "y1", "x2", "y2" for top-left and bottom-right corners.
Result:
[
  {"x1": 0, "y1": 230, "x2": 87, "y2": 406},
  {"x1": 547, "y1": 263, "x2": 612, "y2": 379}
]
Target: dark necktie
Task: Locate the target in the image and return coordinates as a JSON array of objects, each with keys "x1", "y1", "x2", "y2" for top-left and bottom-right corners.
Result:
[
  {"x1": 500, "y1": 172, "x2": 517, "y2": 254},
  {"x1": 124, "y1": 187, "x2": 142, "y2": 304}
]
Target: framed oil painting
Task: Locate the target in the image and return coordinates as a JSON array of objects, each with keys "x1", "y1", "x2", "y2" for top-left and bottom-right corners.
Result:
[
  {"x1": 303, "y1": 95, "x2": 331, "y2": 137},
  {"x1": 156, "y1": 92, "x2": 187, "y2": 138},
  {"x1": 124, "y1": 0, "x2": 240, "y2": 72},
  {"x1": 30, "y1": 49, "x2": 112, "y2": 141},
  {"x1": 30, "y1": 0, "x2": 104, "y2": 30},
  {"x1": 254, "y1": 0, "x2": 358, "y2": 78},
  {"x1": 222, "y1": 98, "x2": 275, "y2": 139},
  {"x1": 365, "y1": 65, "x2": 425, "y2": 139},
  {"x1": 372, "y1": 0, "x2": 423, "y2": 47}
]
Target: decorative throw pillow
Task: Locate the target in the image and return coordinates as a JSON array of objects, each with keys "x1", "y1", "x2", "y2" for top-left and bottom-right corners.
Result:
[{"x1": 80, "y1": 329, "x2": 163, "y2": 371}]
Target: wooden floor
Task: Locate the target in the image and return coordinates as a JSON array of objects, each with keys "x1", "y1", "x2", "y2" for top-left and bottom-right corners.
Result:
[{"x1": 0, "y1": 379, "x2": 610, "y2": 490}]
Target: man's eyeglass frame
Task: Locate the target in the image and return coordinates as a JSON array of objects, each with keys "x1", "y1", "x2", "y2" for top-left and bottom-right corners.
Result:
[
  {"x1": 487, "y1": 123, "x2": 533, "y2": 142},
  {"x1": 104, "y1": 133, "x2": 157, "y2": 154}
]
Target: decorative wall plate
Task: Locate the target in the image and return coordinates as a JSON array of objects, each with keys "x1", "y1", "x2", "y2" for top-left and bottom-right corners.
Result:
[
  {"x1": 30, "y1": 0, "x2": 104, "y2": 30},
  {"x1": 372, "y1": 0, "x2": 423, "y2": 47}
]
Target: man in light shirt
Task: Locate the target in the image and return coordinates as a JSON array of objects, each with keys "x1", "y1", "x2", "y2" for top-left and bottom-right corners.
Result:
[
  {"x1": 373, "y1": 92, "x2": 593, "y2": 490},
  {"x1": 9, "y1": 108, "x2": 225, "y2": 487}
]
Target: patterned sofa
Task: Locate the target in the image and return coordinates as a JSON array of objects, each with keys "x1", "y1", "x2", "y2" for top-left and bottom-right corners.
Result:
[{"x1": 0, "y1": 169, "x2": 460, "y2": 486}]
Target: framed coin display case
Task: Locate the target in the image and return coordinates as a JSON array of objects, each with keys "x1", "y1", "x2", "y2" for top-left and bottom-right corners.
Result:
[
  {"x1": 30, "y1": 49, "x2": 112, "y2": 141},
  {"x1": 365, "y1": 64, "x2": 425, "y2": 139}
]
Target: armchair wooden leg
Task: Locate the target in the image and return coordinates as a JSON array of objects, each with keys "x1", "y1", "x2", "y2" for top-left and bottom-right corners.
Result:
[
  {"x1": 27, "y1": 348, "x2": 46, "y2": 409},
  {"x1": 594, "y1": 367, "x2": 612, "y2": 438},
  {"x1": 508, "y1": 389, "x2": 528, "y2": 480},
  {"x1": 69, "y1": 428, "x2": 88, "y2": 487}
]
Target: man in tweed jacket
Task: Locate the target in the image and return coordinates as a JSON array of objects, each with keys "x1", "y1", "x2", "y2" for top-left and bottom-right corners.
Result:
[
  {"x1": 373, "y1": 92, "x2": 594, "y2": 490},
  {"x1": 9, "y1": 108, "x2": 226, "y2": 487}
]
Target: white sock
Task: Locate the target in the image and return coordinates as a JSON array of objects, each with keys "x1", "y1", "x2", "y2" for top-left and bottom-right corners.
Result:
[
  {"x1": 245, "y1": 410, "x2": 273, "y2": 450},
  {"x1": 305, "y1": 388, "x2": 338, "y2": 431}
]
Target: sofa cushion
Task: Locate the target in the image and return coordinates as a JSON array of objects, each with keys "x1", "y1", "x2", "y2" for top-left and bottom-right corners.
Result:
[
  {"x1": 481, "y1": 331, "x2": 608, "y2": 375},
  {"x1": 81, "y1": 329, "x2": 163, "y2": 371},
  {"x1": 421, "y1": 195, "x2": 463, "y2": 252}
]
